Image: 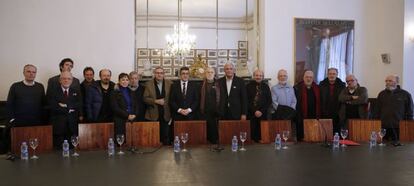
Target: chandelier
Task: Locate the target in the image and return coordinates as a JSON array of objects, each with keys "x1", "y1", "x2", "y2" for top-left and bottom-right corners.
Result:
[{"x1": 165, "y1": 0, "x2": 196, "y2": 58}]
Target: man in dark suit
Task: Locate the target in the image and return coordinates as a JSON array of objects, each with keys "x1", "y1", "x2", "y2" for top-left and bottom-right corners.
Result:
[
  {"x1": 170, "y1": 67, "x2": 200, "y2": 120},
  {"x1": 129, "y1": 71, "x2": 146, "y2": 121},
  {"x1": 246, "y1": 69, "x2": 272, "y2": 142},
  {"x1": 218, "y1": 63, "x2": 247, "y2": 120},
  {"x1": 48, "y1": 71, "x2": 82, "y2": 149}
]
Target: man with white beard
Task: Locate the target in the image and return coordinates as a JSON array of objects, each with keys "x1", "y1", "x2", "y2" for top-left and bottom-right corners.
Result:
[{"x1": 376, "y1": 75, "x2": 413, "y2": 146}]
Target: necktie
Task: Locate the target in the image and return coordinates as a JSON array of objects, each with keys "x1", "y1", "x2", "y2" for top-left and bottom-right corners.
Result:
[
  {"x1": 64, "y1": 89, "x2": 69, "y2": 98},
  {"x1": 182, "y1": 82, "x2": 186, "y2": 97}
]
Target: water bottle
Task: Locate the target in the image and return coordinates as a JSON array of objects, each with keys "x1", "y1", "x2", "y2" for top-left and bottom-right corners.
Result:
[
  {"x1": 20, "y1": 142, "x2": 29, "y2": 160},
  {"x1": 62, "y1": 140, "x2": 70, "y2": 157},
  {"x1": 275, "y1": 134, "x2": 282, "y2": 150},
  {"x1": 370, "y1": 131, "x2": 377, "y2": 147},
  {"x1": 333, "y1": 132, "x2": 340, "y2": 148},
  {"x1": 173, "y1": 136, "x2": 181, "y2": 153},
  {"x1": 108, "y1": 138, "x2": 115, "y2": 156},
  {"x1": 231, "y1": 136, "x2": 238, "y2": 152}
]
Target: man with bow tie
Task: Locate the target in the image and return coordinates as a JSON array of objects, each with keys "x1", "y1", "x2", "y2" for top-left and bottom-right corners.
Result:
[{"x1": 48, "y1": 71, "x2": 82, "y2": 149}]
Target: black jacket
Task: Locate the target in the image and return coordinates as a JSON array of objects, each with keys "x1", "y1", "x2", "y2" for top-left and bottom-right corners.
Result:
[
  {"x1": 169, "y1": 80, "x2": 200, "y2": 120},
  {"x1": 376, "y1": 87, "x2": 414, "y2": 128},
  {"x1": 246, "y1": 81, "x2": 272, "y2": 119},
  {"x1": 130, "y1": 85, "x2": 146, "y2": 121},
  {"x1": 217, "y1": 75, "x2": 247, "y2": 119},
  {"x1": 319, "y1": 78, "x2": 345, "y2": 118}
]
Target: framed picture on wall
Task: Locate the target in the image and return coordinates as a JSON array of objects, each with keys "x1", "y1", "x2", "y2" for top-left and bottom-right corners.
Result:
[
  {"x1": 218, "y1": 67, "x2": 225, "y2": 75},
  {"x1": 186, "y1": 50, "x2": 195, "y2": 58},
  {"x1": 218, "y1": 50, "x2": 228, "y2": 57},
  {"x1": 173, "y1": 68, "x2": 180, "y2": 77},
  {"x1": 239, "y1": 50, "x2": 248, "y2": 58},
  {"x1": 207, "y1": 59, "x2": 217, "y2": 67},
  {"x1": 218, "y1": 58, "x2": 227, "y2": 65},
  {"x1": 164, "y1": 68, "x2": 172, "y2": 76},
  {"x1": 138, "y1": 49, "x2": 149, "y2": 57},
  {"x1": 151, "y1": 49, "x2": 161, "y2": 57},
  {"x1": 151, "y1": 58, "x2": 161, "y2": 66},
  {"x1": 228, "y1": 58, "x2": 237, "y2": 65},
  {"x1": 162, "y1": 58, "x2": 172, "y2": 66},
  {"x1": 137, "y1": 58, "x2": 149, "y2": 67},
  {"x1": 185, "y1": 59, "x2": 194, "y2": 66},
  {"x1": 162, "y1": 50, "x2": 172, "y2": 57},
  {"x1": 196, "y1": 50, "x2": 207, "y2": 58},
  {"x1": 238, "y1": 41, "x2": 248, "y2": 49},
  {"x1": 229, "y1": 50, "x2": 238, "y2": 58},
  {"x1": 207, "y1": 50, "x2": 217, "y2": 58},
  {"x1": 173, "y1": 59, "x2": 183, "y2": 66}
]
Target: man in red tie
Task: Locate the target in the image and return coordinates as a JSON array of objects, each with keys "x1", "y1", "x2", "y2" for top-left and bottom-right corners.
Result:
[{"x1": 48, "y1": 71, "x2": 82, "y2": 149}]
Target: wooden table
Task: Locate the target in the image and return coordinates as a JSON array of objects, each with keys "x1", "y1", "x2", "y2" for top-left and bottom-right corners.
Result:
[
  {"x1": 400, "y1": 120, "x2": 414, "y2": 142},
  {"x1": 78, "y1": 123, "x2": 114, "y2": 150},
  {"x1": 348, "y1": 119, "x2": 381, "y2": 142},
  {"x1": 303, "y1": 119, "x2": 333, "y2": 142},
  {"x1": 218, "y1": 120, "x2": 251, "y2": 145},
  {"x1": 11, "y1": 125, "x2": 53, "y2": 155},
  {"x1": 173, "y1": 120, "x2": 207, "y2": 145},
  {"x1": 260, "y1": 120, "x2": 291, "y2": 143},
  {"x1": 126, "y1": 121, "x2": 160, "y2": 147}
]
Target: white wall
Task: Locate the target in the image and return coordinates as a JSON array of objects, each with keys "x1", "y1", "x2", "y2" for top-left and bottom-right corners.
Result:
[
  {"x1": 261, "y1": 0, "x2": 405, "y2": 97},
  {"x1": 0, "y1": 0, "x2": 135, "y2": 100},
  {"x1": 0, "y1": 0, "x2": 410, "y2": 100},
  {"x1": 404, "y1": 0, "x2": 414, "y2": 95}
]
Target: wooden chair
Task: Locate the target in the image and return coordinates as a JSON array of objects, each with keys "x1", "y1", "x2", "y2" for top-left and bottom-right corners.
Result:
[
  {"x1": 348, "y1": 119, "x2": 381, "y2": 142},
  {"x1": 218, "y1": 120, "x2": 251, "y2": 145},
  {"x1": 260, "y1": 120, "x2": 291, "y2": 143},
  {"x1": 174, "y1": 120, "x2": 207, "y2": 145},
  {"x1": 78, "y1": 123, "x2": 114, "y2": 150},
  {"x1": 303, "y1": 119, "x2": 333, "y2": 142},
  {"x1": 126, "y1": 121, "x2": 160, "y2": 147},
  {"x1": 11, "y1": 125, "x2": 53, "y2": 155}
]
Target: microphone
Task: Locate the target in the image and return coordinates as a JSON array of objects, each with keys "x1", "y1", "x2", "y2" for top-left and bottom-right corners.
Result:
[{"x1": 318, "y1": 119, "x2": 331, "y2": 148}]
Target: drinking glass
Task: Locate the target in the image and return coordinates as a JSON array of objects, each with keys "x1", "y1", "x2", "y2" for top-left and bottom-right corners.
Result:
[
  {"x1": 282, "y1": 130, "x2": 290, "y2": 149},
  {"x1": 239, "y1": 132, "x2": 247, "y2": 151},
  {"x1": 180, "y1": 133, "x2": 189, "y2": 152},
  {"x1": 29, "y1": 138, "x2": 39, "y2": 159},
  {"x1": 71, "y1": 136, "x2": 79, "y2": 157},
  {"x1": 378, "y1": 128, "x2": 386, "y2": 146},
  {"x1": 340, "y1": 129, "x2": 348, "y2": 147},
  {"x1": 116, "y1": 134, "x2": 125, "y2": 155}
]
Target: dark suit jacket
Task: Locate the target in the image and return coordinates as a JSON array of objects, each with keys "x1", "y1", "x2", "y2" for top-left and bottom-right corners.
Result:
[
  {"x1": 110, "y1": 87, "x2": 137, "y2": 122},
  {"x1": 218, "y1": 75, "x2": 247, "y2": 119},
  {"x1": 169, "y1": 80, "x2": 200, "y2": 120},
  {"x1": 246, "y1": 81, "x2": 272, "y2": 119},
  {"x1": 130, "y1": 85, "x2": 146, "y2": 121},
  {"x1": 47, "y1": 74, "x2": 82, "y2": 116},
  {"x1": 48, "y1": 86, "x2": 81, "y2": 135}
]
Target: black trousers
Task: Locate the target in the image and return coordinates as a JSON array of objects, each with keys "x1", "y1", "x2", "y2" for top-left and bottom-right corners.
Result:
[
  {"x1": 250, "y1": 116, "x2": 262, "y2": 142},
  {"x1": 159, "y1": 118, "x2": 172, "y2": 145},
  {"x1": 384, "y1": 127, "x2": 400, "y2": 143},
  {"x1": 205, "y1": 112, "x2": 219, "y2": 144}
]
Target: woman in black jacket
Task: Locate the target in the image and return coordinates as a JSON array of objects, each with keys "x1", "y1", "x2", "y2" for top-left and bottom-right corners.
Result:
[{"x1": 111, "y1": 73, "x2": 136, "y2": 138}]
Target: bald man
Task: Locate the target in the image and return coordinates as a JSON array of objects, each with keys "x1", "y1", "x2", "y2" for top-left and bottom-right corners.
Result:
[
  {"x1": 48, "y1": 71, "x2": 82, "y2": 149},
  {"x1": 338, "y1": 74, "x2": 368, "y2": 129},
  {"x1": 376, "y1": 75, "x2": 413, "y2": 146},
  {"x1": 294, "y1": 70, "x2": 321, "y2": 141},
  {"x1": 246, "y1": 69, "x2": 272, "y2": 142}
]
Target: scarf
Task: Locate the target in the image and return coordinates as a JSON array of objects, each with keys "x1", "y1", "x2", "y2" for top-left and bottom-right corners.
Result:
[{"x1": 301, "y1": 82, "x2": 321, "y2": 119}]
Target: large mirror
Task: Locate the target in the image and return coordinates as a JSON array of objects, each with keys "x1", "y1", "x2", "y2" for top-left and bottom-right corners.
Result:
[
  {"x1": 135, "y1": 0, "x2": 258, "y2": 78},
  {"x1": 294, "y1": 18, "x2": 354, "y2": 83}
]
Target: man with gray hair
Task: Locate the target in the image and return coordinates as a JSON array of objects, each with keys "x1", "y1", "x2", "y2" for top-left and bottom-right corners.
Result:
[
  {"x1": 217, "y1": 62, "x2": 247, "y2": 120},
  {"x1": 48, "y1": 71, "x2": 82, "y2": 149},
  {"x1": 246, "y1": 69, "x2": 272, "y2": 142},
  {"x1": 376, "y1": 75, "x2": 413, "y2": 146}
]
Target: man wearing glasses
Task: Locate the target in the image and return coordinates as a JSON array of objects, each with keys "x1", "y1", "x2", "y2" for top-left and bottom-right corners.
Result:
[{"x1": 338, "y1": 74, "x2": 368, "y2": 129}]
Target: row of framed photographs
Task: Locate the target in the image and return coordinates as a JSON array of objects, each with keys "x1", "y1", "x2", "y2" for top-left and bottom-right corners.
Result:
[
  {"x1": 137, "y1": 58, "x2": 246, "y2": 68},
  {"x1": 150, "y1": 66, "x2": 228, "y2": 77},
  {"x1": 137, "y1": 48, "x2": 248, "y2": 58}
]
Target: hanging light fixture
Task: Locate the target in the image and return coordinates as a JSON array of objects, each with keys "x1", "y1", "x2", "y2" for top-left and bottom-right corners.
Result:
[{"x1": 165, "y1": 0, "x2": 196, "y2": 59}]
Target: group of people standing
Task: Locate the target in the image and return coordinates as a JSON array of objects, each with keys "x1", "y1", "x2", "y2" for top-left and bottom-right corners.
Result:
[{"x1": 5, "y1": 58, "x2": 414, "y2": 150}]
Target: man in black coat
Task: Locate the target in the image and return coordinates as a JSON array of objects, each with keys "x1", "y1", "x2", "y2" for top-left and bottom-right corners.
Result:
[
  {"x1": 376, "y1": 75, "x2": 413, "y2": 146},
  {"x1": 169, "y1": 67, "x2": 199, "y2": 120},
  {"x1": 129, "y1": 71, "x2": 146, "y2": 121},
  {"x1": 48, "y1": 71, "x2": 82, "y2": 149},
  {"x1": 218, "y1": 63, "x2": 247, "y2": 120},
  {"x1": 246, "y1": 69, "x2": 272, "y2": 142},
  {"x1": 319, "y1": 68, "x2": 345, "y2": 133}
]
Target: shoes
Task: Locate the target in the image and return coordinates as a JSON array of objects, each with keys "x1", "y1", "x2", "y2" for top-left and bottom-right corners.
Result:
[{"x1": 392, "y1": 142, "x2": 403, "y2": 147}]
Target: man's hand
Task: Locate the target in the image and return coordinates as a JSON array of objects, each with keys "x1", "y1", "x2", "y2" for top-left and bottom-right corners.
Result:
[
  {"x1": 254, "y1": 111, "x2": 263, "y2": 118},
  {"x1": 59, "y1": 103, "x2": 67, "y2": 108},
  {"x1": 241, "y1": 115, "x2": 247, "y2": 120},
  {"x1": 154, "y1": 99, "x2": 165, "y2": 106},
  {"x1": 128, "y1": 114, "x2": 136, "y2": 121}
]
